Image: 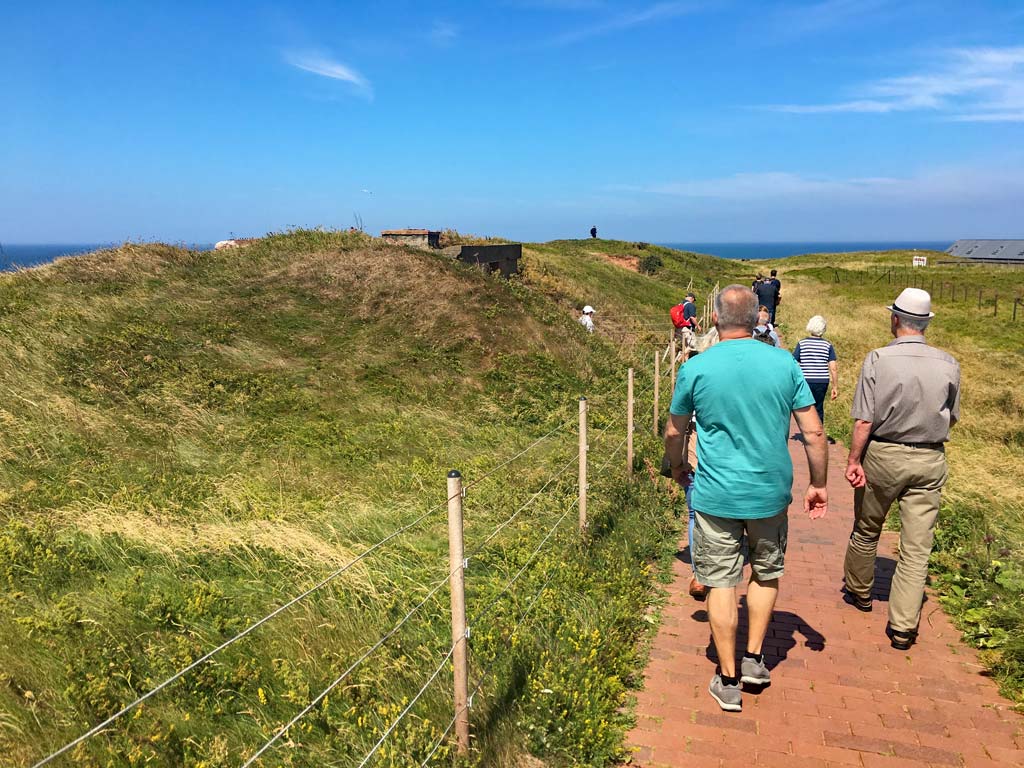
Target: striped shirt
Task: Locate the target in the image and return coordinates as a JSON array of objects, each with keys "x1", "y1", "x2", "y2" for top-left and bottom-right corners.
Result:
[{"x1": 793, "y1": 336, "x2": 836, "y2": 382}]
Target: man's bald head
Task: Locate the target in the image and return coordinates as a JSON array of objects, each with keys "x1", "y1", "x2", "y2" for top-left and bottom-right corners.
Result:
[{"x1": 714, "y1": 285, "x2": 759, "y2": 333}]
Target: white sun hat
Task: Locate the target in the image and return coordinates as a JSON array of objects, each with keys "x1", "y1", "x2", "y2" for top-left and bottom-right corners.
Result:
[
  {"x1": 887, "y1": 288, "x2": 934, "y2": 319},
  {"x1": 582, "y1": 305, "x2": 595, "y2": 314}
]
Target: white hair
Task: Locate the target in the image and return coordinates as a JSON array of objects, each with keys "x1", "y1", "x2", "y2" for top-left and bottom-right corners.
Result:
[
  {"x1": 897, "y1": 314, "x2": 930, "y2": 332},
  {"x1": 806, "y1": 315, "x2": 827, "y2": 336}
]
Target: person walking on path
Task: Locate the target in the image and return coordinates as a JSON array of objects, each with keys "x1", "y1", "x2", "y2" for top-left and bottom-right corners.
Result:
[
  {"x1": 664, "y1": 285, "x2": 828, "y2": 712},
  {"x1": 578, "y1": 305, "x2": 595, "y2": 333},
  {"x1": 753, "y1": 276, "x2": 777, "y2": 323},
  {"x1": 792, "y1": 315, "x2": 838, "y2": 443},
  {"x1": 671, "y1": 292, "x2": 702, "y2": 357},
  {"x1": 769, "y1": 269, "x2": 781, "y2": 324},
  {"x1": 752, "y1": 306, "x2": 780, "y2": 346},
  {"x1": 843, "y1": 287, "x2": 960, "y2": 651}
]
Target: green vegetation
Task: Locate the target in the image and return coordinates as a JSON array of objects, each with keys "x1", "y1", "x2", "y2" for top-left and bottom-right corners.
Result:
[
  {"x1": 0, "y1": 231, "x2": 722, "y2": 766},
  {"x1": 779, "y1": 252, "x2": 1024, "y2": 706}
]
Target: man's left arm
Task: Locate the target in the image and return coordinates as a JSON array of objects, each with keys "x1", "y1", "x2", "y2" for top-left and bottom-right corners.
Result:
[{"x1": 792, "y1": 405, "x2": 828, "y2": 518}]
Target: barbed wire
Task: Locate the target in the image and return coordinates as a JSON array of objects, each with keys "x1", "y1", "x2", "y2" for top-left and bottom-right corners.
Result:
[{"x1": 463, "y1": 409, "x2": 577, "y2": 493}]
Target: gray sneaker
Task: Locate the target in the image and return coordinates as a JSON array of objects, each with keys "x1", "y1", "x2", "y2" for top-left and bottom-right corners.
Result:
[
  {"x1": 708, "y1": 673, "x2": 742, "y2": 712},
  {"x1": 740, "y1": 655, "x2": 771, "y2": 686}
]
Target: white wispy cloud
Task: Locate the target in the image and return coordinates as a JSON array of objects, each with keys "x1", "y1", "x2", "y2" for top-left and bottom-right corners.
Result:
[
  {"x1": 284, "y1": 49, "x2": 373, "y2": 99},
  {"x1": 430, "y1": 21, "x2": 459, "y2": 46},
  {"x1": 548, "y1": 1, "x2": 706, "y2": 45},
  {"x1": 764, "y1": 46, "x2": 1024, "y2": 121},
  {"x1": 615, "y1": 167, "x2": 1024, "y2": 204}
]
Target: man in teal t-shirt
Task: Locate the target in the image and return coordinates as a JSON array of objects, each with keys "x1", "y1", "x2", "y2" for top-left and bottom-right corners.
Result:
[{"x1": 664, "y1": 285, "x2": 828, "y2": 713}]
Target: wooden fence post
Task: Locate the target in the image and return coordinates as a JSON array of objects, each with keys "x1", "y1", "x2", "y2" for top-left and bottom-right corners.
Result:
[
  {"x1": 978, "y1": 289, "x2": 983, "y2": 310},
  {"x1": 578, "y1": 397, "x2": 588, "y2": 532},
  {"x1": 670, "y1": 335, "x2": 677, "y2": 396},
  {"x1": 446, "y1": 470, "x2": 470, "y2": 757},
  {"x1": 626, "y1": 368, "x2": 634, "y2": 477},
  {"x1": 653, "y1": 350, "x2": 660, "y2": 437},
  {"x1": 994, "y1": 291, "x2": 999, "y2": 316},
  {"x1": 1014, "y1": 298, "x2": 1020, "y2": 322}
]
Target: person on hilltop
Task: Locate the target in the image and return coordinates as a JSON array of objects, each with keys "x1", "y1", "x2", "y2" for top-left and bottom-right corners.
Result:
[
  {"x1": 769, "y1": 269, "x2": 782, "y2": 324},
  {"x1": 664, "y1": 285, "x2": 828, "y2": 712},
  {"x1": 843, "y1": 288, "x2": 960, "y2": 651},
  {"x1": 578, "y1": 304, "x2": 595, "y2": 333},
  {"x1": 752, "y1": 306, "x2": 780, "y2": 347},
  {"x1": 792, "y1": 315, "x2": 839, "y2": 444},
  {"x1": 590, "y1": 225, "x2": 598, "y2": 239}
]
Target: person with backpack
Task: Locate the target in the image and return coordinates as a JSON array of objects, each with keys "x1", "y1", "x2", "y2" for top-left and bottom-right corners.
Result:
[
  {"x1": 752, "y1": 306, "x2": 780, "y2": 347},
  {"x1": 671, "y1": 292, "x2": 701, "y2": 355}
]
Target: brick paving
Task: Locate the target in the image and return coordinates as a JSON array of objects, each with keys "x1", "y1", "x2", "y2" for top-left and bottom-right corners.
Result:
[{"x1": 627, "y1": 437, "x2": 1024, "y2": 767}]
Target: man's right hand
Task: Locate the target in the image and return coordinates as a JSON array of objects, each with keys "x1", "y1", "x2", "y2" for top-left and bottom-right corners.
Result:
[{"x1": 845, "y1": 461, "x2": 866, "y2": 488}]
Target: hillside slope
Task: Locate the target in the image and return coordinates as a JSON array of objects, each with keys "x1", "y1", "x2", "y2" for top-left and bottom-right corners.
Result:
[{"x1": 0, "y1": 231, "x2": 733, "y2": 766}]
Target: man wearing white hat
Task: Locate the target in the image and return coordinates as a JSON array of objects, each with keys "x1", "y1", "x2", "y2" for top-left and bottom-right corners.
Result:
[
  {"x1": 843, "y1": 288, "x2": 961, "y2": 650},
  {"x1": 579, "y1": 305, "x2": 595, "y2": 333}
]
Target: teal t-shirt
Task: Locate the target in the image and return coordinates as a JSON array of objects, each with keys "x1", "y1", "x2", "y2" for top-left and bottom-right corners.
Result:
[{"x1": 670, "y1": 338, "x2": 815, "y2": 519}]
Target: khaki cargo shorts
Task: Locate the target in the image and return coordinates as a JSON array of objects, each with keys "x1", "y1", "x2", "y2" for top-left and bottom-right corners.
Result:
[{"x1": 692, "y1": 509, "x2": 788, "y2": 588}]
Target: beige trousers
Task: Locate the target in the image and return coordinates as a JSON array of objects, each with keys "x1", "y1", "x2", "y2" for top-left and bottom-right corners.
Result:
[{"x1": 843, "y1": 441, "x2": 948, "y2": 633}]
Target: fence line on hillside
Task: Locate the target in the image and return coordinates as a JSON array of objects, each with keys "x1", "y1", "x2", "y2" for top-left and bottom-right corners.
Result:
[
  {"x1": 866, "y1": 266, "x2": 1023, "y2": 321},
  {"x1": 32, "y1": 353, "x2": 676, "y2": 767}
]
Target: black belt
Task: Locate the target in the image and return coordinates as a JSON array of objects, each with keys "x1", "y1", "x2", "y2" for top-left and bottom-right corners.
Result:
[{"x1": 870, "y1": 436, "x2": 944, "y2": 450}]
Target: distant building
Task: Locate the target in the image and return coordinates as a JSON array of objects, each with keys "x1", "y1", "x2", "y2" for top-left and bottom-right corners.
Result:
[
  {"x1": 947, "y1": 239, "x2": 1024, "y2": 263},
  {"x1": 381, "y1": 229, "x2": 440, "y2": 249}
]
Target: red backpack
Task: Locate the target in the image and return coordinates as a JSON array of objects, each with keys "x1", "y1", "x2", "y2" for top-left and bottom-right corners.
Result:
[{"x1": 670, "y1": 303, "x2": 691, "y2": 328}]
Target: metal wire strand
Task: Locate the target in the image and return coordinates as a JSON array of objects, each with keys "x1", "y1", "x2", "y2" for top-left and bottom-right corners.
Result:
[
  {"x1": 30, "y1": 499, "x2": 452, "y2": 768},
  {"x1": 239, "y1": 561, "x2": 460, "y2": 767},
  {"x1": 354, "y1": 641, "x2": 458, "y2": 768},
  {"x1": 418, "y1": 571, "x2": 556, "y2": 767},
  {"x1": 469, "y1": 500, "x2": 576, "y2": 628},
  {"x1": 31, "y1": 415, "x2": 578, "y2": 767},
  {"x1": 463, "y1": 410, "x2": 577, "y2": 492},
  {"x1": 464, "y1": 450, "x2": 579, "y2": 561}
]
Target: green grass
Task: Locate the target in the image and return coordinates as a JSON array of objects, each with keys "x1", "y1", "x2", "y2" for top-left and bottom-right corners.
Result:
[
  {"x1": 0, "y1": 231, "x2": 710, "y2": 766},
  {"x1": 778, "y1": 254, "x2": 1024, "y2": 706}
]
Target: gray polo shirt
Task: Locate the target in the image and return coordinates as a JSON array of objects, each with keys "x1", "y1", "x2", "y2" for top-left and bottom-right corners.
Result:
[{"x1": 851, "y1": 336, "x2": 960, "y2": 443}]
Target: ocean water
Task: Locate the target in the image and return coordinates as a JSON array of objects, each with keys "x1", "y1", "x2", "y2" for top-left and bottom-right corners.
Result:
[
  {"x1": 0, "y1": 243, "x2": 217, "y2": 271},
  {"x1": 0, "y1": 244, "x2": 115, "y2": 271},
  {"x1": 659, "y1": 241, "x2": 951, "y2": 261}
]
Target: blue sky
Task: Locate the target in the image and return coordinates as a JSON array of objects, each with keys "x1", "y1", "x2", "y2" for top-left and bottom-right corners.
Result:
[{"x1": 2, "y1": 0, "x2": 1023, "y2": 243}]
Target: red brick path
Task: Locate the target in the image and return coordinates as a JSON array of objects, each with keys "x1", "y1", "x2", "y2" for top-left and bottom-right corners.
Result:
[{"x1": 627, "y1": 438, "x2": 1024, "y2": 767}]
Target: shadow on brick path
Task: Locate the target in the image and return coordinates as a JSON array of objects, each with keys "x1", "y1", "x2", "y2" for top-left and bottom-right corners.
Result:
[{"x1": 626, "y1": 438, "x2": 1024, "y2": 768}]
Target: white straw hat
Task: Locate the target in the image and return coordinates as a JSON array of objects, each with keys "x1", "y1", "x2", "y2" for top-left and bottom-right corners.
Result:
[
  {"x1": 887, "y1": 288, "x2": 934, "y2": 319},
  {"x1": 582, "y1": 305, "x2": 594, "y2": 314}
]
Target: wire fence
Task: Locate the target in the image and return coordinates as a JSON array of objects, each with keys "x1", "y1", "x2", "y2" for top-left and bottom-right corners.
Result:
[{"x1": 32, "y1": 351, "x2": 672, "y2": 768}]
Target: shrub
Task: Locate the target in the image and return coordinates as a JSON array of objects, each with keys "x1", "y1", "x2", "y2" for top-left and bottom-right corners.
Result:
[{"x1": 638, "y1": 253, "x2": 663, "y2": 275}]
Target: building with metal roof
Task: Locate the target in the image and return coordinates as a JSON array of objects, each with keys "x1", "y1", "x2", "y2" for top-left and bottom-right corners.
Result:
[{"x1": 946, "y1": 240, "x2": 1024, "y2": 263}]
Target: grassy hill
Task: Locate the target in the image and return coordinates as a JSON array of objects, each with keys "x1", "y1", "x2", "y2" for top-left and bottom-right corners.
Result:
[{"x1": 0, "y1": 231, "x2": 738, "y2": 767}]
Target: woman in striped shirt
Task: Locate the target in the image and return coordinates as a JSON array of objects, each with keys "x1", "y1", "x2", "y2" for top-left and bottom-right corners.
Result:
[{"x1": 792, "y1": 315, "x2": 838, "y2": 443}]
